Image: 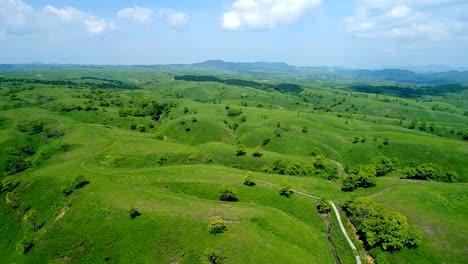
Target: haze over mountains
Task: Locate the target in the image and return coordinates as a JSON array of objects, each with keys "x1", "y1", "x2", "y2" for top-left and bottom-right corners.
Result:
[{"x1": 1, "y1": 60, "x2": 468, "y2": 85}]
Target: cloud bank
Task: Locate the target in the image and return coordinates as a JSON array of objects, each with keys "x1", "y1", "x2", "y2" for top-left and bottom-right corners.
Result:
[
  {"x1": 222, "y1": 0, "x2": 322, "y2": 30},
  {"x1": 345, "y1": 0, "x2": 468, "y2": 39}
]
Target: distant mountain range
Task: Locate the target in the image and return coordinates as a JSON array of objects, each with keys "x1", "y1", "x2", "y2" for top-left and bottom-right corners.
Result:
[{"x1": 1, "y1": 60, "x2": 468, "y2": 85}]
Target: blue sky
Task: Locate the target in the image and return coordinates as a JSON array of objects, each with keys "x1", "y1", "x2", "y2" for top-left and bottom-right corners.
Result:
[{"x1": 1, "y1": 0, "x2": 468, "y2": 68}]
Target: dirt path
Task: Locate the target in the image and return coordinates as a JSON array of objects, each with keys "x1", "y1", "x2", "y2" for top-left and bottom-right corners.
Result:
[
  {"x1": 331, "y1": 202, "x2": 362, "y2": 264},
  {"x1": 258, "y1": 179, "x2": 360, "y2": 264},
  {"x1": 366, "y1": 184, "x2": 399, "y2": 198}
]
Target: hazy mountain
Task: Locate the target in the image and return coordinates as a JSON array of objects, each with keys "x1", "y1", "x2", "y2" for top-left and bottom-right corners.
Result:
[{"x1": 1, "y1": 61, "x2": 468, "y2": 85}]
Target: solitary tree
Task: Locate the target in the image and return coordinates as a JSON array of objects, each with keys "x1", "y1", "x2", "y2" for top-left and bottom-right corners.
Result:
[
  {"x1": 243, "y1": 171, "x2": 256, "y2": 186},
  {"x1": 219, "y1": 186, "x2": 238, "y2": 201},
  {"x1": 208, "y1": 216, "x2": 227, "y2": 234},
  {"x1": 278, "y1": 181, "x2": 293, "y2": 197}
]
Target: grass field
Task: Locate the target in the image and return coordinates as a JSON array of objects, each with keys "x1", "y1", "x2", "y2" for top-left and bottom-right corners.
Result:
[{"x1": 0, "y1": 68, "x2": 467, "y2": 263}]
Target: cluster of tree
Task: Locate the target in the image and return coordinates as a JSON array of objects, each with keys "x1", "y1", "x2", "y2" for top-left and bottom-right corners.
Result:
[
  {"x1": 403, "y1": 163, "x2": 458, "y2": 182},
  {"x1": 0, "y1": 76, "x2": 137, "y2": 90},
  {"x1": 349, "y1": 83, "x2": 467, "y2": 98},
  {"x1": 174, "y1": 75, "x2": 303, "y2": 94},
  {"x1": 343, "y1": 197, "x2": 423, "y2": 250},
  {"x1": 235, "y1": 145, "x2": 263, "y2": 157},
  {"x1": 119, "y1": 97, "x2": 174, "y2": 121},
  {"x1": 1, "y1": 120, "x2": 58, "y2": 176},
  {"x1": 342, "y1": 164, "x2": 377, "y2": 191},
  {"x1": 342, "y1": 157, "x2": 399, "y2": 191},
  {"x1": 262, "y1": 155, "x2": 337, "y2": 180}
]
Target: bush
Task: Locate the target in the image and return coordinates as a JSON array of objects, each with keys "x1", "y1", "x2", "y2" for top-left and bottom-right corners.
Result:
[
  {"x1": 208, "y1": 216, "x2": 227, "y2": 234},
  {"x1": 251, "y1": 146, "x2": 263, "y2": 157},
  {"x1": 343, "y1": 197, "x2": 423, "y2": 250},
  {"x1": 317, "y1": 197, "x2": 331, "y2": 214},
  {"x1": 127, "y1": 206, "x2": 140, "y2": 219},
  {"x1": 218, "y1": 186, "x2": 238, "y2": 202},
  {"x1": 61, "y1": 186, "x2": 73, "y2": 196},
  {"x1": 278, "y1": 181, "x2": 293, "y2": 197},
  {"x1": 243, "y1": 171, "x2": 256, "y2": 186},
  {"x1": 342, "y1": 165, "x2": 377, "y2": 192},
  {"x1": 235, "y1": 145, "x2": 246, "y2": 156},
  {"x1": 373, "y1": 156, "x2": 399, "y2": 176},
  {"x1": 285, "y1": 161, "x2": 304, "y2": 176},
  {"x1": 1, "y1": 176, "x2": 18, "y2": 193},
  {"x1": 17, "y1": 236, "x2": 34, "y2": 254},
  {"x1": 22, "y1": 209, "x2": 38, "y2": 231},
  {"x1": 403, "y1": 163, "x2": 458, "y2": 182},
  {"x1": 71, "y1": 175, "x2": 89, "y2": 189},
  {"x1": 204, "y1": 248, "x2": 223, "y2": 264}
]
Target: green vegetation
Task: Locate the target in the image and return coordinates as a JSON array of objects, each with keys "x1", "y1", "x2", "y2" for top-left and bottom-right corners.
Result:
[
  {"x1": 0, "y1": 67, "x2": 466, "y2": 263},
  {"x1": 242, "y1": 171, "x2": 256, "y2": 186},
  {"x1": 343, "y1": 197, "x2": 423, "y2": 250},
  {"x1": 278, "y1": 181, "x2": 294, "y2": 197},
  {"x1": 208, "y1": 216, "x2": 227, "y2": 234}
]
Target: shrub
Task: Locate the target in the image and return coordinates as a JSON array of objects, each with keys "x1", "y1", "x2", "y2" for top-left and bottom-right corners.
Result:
[
  {"x1": 343, "y1": 197, "x2": 423, "y2": 250},
  {"x1": 309, "y1": 147, "x2": 322, "y2": 157},
  {"x1": 218, "y1": 186, "x2": 238, "y2": 202},
  {"x1": 204, "y1": 248, "x2": 223, "y2": 264},
  {"x1": 251, "y1": 146, "x2": 263, "y2": 157},
  {"x1": 313, "y1": 155, "x2": 326, "y2": 170},
  {"x1": 137, "y1": 125, "x2": 146, "y2": 133},
  {"x1": 262, "y1": 138, "x2": 271, "y2": 146},
  {"x1": 156, "y1": 155, "x2": 169, "y2": 166},
  {"x1": 235, "y1": 145, "x2": 246, "y2": 156},
  {"x1": 22, "y1": 209, "x2": 38, "y2": 231},
  {"x1": 17, "y1": 236, "x2": 34, "y2": 254},
  {"x1": 61, "y1": 186, "x2": 73, "y2": 197},
  {"x1": 208, "y1": 216, "x2": 227, "y2": 234},
  {"x1": 71, "y1": 175, "x2": 89, "y2": 189},
  {"x1": 285, "y1": 161, "x2": 303, "y2": 176},
  {"x1": 278, "y1": 181, "x2": 293, "y2": 197},
  {"x1": 373, "y1": 156, "x2": 399, "y2": 176},
  {"x1": 342, "y1": 165, "x2": 377, "y2": 192},
  {"x1": 317, "y1": 197, "x2": 331, "y2": 214},
  {"x1": 403, "y1": 163, "x2": 458, "y2": 182},
  {"x1": 243, "y1": 171, "x2": 256, "y2": 186},
  {"x1": 1, "y1": 176, "x2": 18, "y2": 193},
  {"x1": 127, "y1": 206, "x2": 140, "y2": 219}
]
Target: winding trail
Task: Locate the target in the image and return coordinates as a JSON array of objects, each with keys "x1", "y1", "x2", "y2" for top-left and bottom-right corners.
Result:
[
  {"x1": 257, "y1": 179, "x2": 361, "y2": 264},
  {"x1": 331, "y1": 202, "x2": 361, "y2": 264}
]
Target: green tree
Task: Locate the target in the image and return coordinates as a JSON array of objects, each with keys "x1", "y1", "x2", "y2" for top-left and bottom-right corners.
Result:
[
  {"x1": 317, "y1": 197, "x2": 331, "y2": 214},
  {"x1": 278, "y1": 181, "x2": 293, "y2": 197},
  {"x1": 1, "y1": 176, "x2": 18, "y2": 193},
  {"x1": 22, "y1": 209, "x2": 38, "y2": 231},
  {"x1": 127, "y1": 206, "x2": 140, "y2": 219},
  {"x1": 208, "y1": 216, "x2": 227, "y2": 234},
  {"x1": 17, "y1": 236, "x2": 34, "y2": 254},
  {"x1": 251, "y1": 145, "x2": 263, "y2": 157},
  {"x1": 219, "y1": 186, "x2": 238, "y2": 202},
  {"x1": 243, "y1": 171, "x2": 256, "y2": 186},
  {"x1": 235, "y1": 145, "x2": 246, "y2": 156}
]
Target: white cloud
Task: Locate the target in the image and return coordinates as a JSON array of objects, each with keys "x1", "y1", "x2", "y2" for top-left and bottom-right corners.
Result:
[
  {"x1": 0, "y1": 0, "x2": 113, "y2": 35},
  {"x1": 221, "y1": 0, "x2": 322, "y2": 30},
  {"x1": 345, "y1": 0, "x2": 468, "y2": 39},
  {"x1": 44, "y1": 5, "x2": 114, "y2": 34},
  {"x1": 159, "y1": 8, "x2": 189, "y2": 29},
  {"x1": 117, "y1": 6, "x2": 154, "y2": 24}
]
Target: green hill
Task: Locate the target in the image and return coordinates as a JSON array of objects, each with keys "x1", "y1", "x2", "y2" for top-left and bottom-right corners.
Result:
[{"x1": 0, "y1": 67, "x2": 467, "y2": 263}]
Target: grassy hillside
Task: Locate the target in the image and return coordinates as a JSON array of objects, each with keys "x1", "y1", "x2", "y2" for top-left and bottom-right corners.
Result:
[{"x1": 0, "y1": 68, "x2": 466, "y2": 263}]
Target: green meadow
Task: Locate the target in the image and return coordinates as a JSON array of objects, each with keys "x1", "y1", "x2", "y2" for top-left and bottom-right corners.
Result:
[{"x1": 0, "y1": 67, "x2": 467, "y2": 263}]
